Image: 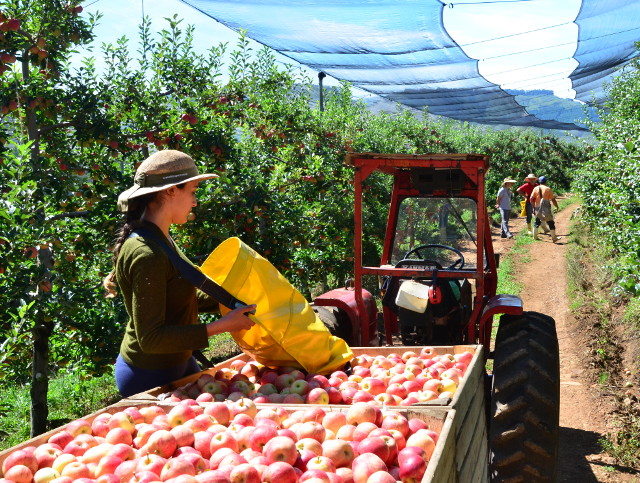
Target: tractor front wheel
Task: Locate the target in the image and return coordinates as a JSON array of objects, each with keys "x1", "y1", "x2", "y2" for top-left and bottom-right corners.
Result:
[{"x1": 489, "y1": 311, "x2": 560, "y2": 482}]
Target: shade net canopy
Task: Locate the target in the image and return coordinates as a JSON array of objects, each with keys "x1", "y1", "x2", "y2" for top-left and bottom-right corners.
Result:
[{"x1": 179, "y1": 0, "x2": 640, "y2": 132}]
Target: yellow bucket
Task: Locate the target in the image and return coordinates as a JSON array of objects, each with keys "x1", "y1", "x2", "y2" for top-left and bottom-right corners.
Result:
[
  {"x1": 200, "y1": 237, "x2": 353, "y2": 374},
  {"x1": 519, "y1": 200, "x2": 527, "y2": 217}
]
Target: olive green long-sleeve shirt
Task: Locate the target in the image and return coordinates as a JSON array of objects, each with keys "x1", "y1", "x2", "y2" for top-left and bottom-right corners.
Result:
[{"x1": 115, "y1": 222, "x2": 218, "y2": 370}]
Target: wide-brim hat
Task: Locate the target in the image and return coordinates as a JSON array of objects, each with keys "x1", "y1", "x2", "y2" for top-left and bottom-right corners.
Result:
[
  {"x1": 117, "y1": 150, "x2": 217, "y2": 212},
  {"x1": 525, "y1": 173, "x2": 538, "y2": 180},
  {"x1": 503, "y1": 178, "x2": 517, "y2": 185}
]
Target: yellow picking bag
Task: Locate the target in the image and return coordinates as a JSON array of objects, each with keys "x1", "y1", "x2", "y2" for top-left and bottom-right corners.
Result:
[
  {"x1": 519, "y1": 200, "x2": 527, "y2": 216},
  {"x1": 200, "y1": 237, "x2": 353, "y2": 375}
]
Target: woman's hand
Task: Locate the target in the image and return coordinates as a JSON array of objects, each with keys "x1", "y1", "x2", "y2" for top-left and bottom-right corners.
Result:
[{"x1": 206, "y1": 304, "x2": 257, "y2": 336}]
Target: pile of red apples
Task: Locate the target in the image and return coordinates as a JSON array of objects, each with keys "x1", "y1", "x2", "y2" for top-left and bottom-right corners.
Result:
[
  {"x1": 1, "y1": 400, "x2": 440, "y2": 483},
  {"x1": 162, "y1": 347, "x2": 475, "y2": 406}
]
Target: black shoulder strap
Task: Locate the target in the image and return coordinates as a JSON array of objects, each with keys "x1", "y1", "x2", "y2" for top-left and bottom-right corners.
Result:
[
  {"x1": 130, "y1": 227, "x2": 250, "y2": 312},
  {"x1": 193, "y1": 349, "x2": 214, "y2": 369}
]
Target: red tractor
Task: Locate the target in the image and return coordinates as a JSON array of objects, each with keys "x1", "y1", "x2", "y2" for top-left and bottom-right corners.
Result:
[{"x1": 313, "y1": 153, "x2": 560, "y2": 482}]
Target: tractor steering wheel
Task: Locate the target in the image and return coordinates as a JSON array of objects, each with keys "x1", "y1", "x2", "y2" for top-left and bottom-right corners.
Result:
[{"x1": 404, "y1": 244, "x2": 465, "y2": 270}]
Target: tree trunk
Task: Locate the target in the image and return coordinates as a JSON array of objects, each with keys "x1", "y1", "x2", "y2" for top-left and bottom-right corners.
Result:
[
  {"x1": 30, "y1": 319, "x2": 53, "y2": 437},
  {"x1": 23, "y1": 54, "x2": 53, "y2": 438}
]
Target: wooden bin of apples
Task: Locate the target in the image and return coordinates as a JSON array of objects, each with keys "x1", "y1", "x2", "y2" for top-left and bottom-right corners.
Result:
[
  {"x1": 132, "y1": 345, "x2": 482, "y2": 410},
  {"x1": 126, "y1": 345, "x2": 489, "y2": 483},
  {"x1": 0, "y1": 398, "x2": 459, "y2": 483}
]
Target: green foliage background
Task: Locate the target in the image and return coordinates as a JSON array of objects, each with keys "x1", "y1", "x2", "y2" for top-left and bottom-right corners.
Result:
[
  {"x1": 0, "y1": 1, "x2": 587, "y2": 387},
  {"x1": 575, "y1": 47, "x2": 640, "y2": 295}
]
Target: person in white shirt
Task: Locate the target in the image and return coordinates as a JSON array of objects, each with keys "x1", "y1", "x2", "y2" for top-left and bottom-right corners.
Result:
[{"x1": 496, "y1": 178, "x2": 517, "y2": 239}]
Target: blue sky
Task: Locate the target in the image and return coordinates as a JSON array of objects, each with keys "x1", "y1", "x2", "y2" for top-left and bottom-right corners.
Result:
[
  {"x1": 83, "y1": 0, "x2": 582, "y2": 99},
  {"x1": 85, "y1": 0, "x2": 235, "y2": 49},
  {"x1": 83, "y1": 0, "x2": 327, "y2": 83}
]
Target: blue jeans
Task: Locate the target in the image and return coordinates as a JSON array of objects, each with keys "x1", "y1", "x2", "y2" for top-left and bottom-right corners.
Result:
[
  {"x1": 525, "y1": 201, "x2": 533, "y2": 224},
  {"x1": 500, "y1": 209, "x2": 512, "y2": 237},
  {"x1": 115, "y1": 354, "x2": 201, "y2": 397}
]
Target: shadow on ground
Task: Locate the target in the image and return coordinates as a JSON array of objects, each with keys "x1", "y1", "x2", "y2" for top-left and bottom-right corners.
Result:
[
  {"x1": 559, "y1": 426, "x2": 604, "y2": 482},
  {"x1": 559, "y1": 426, "x2": 640, "y2": 482}
]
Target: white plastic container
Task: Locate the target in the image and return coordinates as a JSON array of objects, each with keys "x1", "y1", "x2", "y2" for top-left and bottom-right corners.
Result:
[{"x1": 395, "y1": 280, "x2": 430, "y2": 313}]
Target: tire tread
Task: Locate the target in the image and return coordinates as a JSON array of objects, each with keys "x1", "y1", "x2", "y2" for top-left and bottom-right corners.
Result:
[{"x1": 489, "y1": 311, "x2": 560, "y2": 482}]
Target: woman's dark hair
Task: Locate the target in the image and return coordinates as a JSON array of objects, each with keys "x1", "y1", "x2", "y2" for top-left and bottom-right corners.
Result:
[{"x1": 102, "y1": 192, "x2": 157, "y2": 298}]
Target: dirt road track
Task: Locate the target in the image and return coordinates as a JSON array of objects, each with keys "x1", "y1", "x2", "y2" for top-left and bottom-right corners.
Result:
[{"x1": 493, "y1": 204, "x2": 636, "y2": 482}]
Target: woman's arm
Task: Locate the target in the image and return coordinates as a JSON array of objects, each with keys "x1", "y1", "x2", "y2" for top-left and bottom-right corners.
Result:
[{"x1": 206, "y1": 305, "x2": 257, "y2": 336}]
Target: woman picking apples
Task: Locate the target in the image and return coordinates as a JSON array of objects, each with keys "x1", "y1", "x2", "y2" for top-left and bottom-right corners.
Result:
[{"x1": 103, "y1": 150, "x2": 255, "y2": 397}]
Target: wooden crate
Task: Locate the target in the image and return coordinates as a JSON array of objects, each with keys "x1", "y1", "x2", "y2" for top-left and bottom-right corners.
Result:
[
  {"x1": 122, "y1": 345, "x2": 489, "y2": 482},
  {"x1": 424, "y1": 408, "x2": 457, "y2": 483},
  {"x1": 404, "y1": 345, "x2": 488, "y2": 482},
  {"x1": 0, "y1": 400, "x2": 455, "y2": 483}
]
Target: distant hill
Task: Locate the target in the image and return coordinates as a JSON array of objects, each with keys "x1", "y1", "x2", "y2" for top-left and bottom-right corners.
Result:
[
  {"x1": 505, "y1": 88, "x2": 600, "y2": 132},
  {"x1": 308, "y1": 84, "x2": 595, "y2": 138}
]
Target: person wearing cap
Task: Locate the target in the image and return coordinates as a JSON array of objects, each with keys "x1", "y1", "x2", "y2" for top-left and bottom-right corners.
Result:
[
  {"x1": 517, "y1": 174, "x2": 538, "y2": 235},
  {"x1": 495, "y1": 178, "x2": 517, "y2": 239},
  {"x1": 103, "y1": 150, "x2": 256, "y2": 397},
  {"x1": 530, "y1": 175, "x2": 561, "y2": 242}
]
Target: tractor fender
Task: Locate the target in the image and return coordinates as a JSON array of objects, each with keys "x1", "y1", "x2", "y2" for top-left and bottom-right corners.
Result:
[
  {"x1": 478, "y1": 294, "x2": 523, "y2": 349},
  {"x1": 314, "y1": 286, "x2": 378, "y2": 346}
]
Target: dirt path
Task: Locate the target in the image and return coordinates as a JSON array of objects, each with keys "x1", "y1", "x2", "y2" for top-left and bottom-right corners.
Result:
[{"x1": 492, "y1": 203, "x2": 635, "y2": 482}]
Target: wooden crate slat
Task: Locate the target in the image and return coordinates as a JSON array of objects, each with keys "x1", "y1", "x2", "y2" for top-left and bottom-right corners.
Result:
[
  {"x1": 455, "y1": 375, "x2": 486, "y2": 466},
  {"x1": 424, "y1": 409, "x2": 456, "y2": 483},
  {"x1": 454, "y1": 365, "x2": 488, "y2": 483}
]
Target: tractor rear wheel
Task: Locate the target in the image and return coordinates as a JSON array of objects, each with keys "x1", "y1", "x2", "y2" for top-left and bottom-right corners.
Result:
[{"x1": 489, "y1": 311, "x2": 560, "y2": 482}]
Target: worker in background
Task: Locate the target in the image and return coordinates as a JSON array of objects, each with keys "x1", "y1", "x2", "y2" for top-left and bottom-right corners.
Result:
[
  {"x1": 530, "y1": 175, "x2": 561, "y2": 242},
  {"x1": 496, "y1": 178, "x2": 517, "y2": 239},
  {"x1": 438, "y1": 199, "x2": 452, "y2": 242},
  {"x1": 516, "y1": 174, "x2": 538, "y2": 235}
]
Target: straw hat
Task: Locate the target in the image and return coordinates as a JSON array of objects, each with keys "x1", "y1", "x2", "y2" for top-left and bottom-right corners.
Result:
[
  {"x1": 525, "y1": 173, "x2": 538, "y2": 181},
  {"x1": 117, "y1": 150, "x2": 217, "y2": 212},
  {"x1": 503, "y1": 178, "x2": 517, "y2": 185}
]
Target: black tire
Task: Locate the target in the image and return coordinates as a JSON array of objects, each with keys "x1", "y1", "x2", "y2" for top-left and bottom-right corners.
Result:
[
  {"x1": 313, "y1": 305, "x2": 354, "y2": 346},
  {"x1": 489, "y1": 311, "x2": 560, "y2": 483}
]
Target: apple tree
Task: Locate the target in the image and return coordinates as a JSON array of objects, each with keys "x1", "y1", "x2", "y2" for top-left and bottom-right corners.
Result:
[
  {"x1": 0, "y1": 0, "x2": 111, "y2": 435},
  {"x1": 576, "y1": 46, "x2": 640, "y2": 294}
]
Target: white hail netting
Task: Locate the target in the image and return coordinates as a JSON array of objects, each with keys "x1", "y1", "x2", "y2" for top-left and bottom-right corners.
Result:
[{"x1": 179, "y1": 0, "x2": 640, "y2": 132}]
